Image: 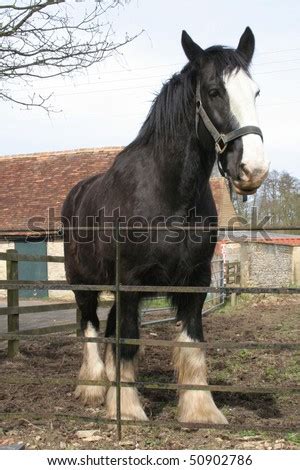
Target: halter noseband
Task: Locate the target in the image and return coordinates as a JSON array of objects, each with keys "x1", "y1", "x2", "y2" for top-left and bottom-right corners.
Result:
[{"x1": 195, "y1": 80, "x2": 263, "y2": 178}]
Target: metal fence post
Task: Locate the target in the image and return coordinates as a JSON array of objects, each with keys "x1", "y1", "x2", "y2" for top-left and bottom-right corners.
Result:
[
  {"x1": 76, "y1": 307, "x2": 81, "y2": 337},
  {"x1": 115, "y1": 220, "x2": 122, "y2": 441},
  {"x1": 6, "y1": 249, "x2": 19, "y2": 358}
]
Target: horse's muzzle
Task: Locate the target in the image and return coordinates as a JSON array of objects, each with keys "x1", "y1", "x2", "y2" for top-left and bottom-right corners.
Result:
[
  {"x1": 232, "y1": 183, "x2": 258, "y2": 196},
  {"x1": 232, "y1": 163, "x2": 269, "y2": 195}
]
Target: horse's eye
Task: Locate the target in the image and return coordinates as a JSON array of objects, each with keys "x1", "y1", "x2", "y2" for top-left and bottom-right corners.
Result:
[
  {"x1": 255, "y1": 89, "x2": 261, "y2": 98},
  {"x1": 208, "y1": 89, "x2": 220, "y2": 98}
]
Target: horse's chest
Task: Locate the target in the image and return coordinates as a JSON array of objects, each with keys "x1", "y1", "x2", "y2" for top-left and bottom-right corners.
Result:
[{"x1": 149, "y1": 232, "x2": 216, "y2": 278}]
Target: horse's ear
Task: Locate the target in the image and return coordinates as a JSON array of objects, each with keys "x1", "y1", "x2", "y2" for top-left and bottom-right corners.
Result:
[
  {"x1": 181, "y1": 30, "x2": 203, "y2": 62},
  {"x1": 237, "y1": 27, "x2": 255, "y2": 64}
]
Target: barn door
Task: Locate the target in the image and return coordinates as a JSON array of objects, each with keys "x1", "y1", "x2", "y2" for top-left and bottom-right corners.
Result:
[{"x1": 15, "y1": 241, "x2": 48, "y2": 298}]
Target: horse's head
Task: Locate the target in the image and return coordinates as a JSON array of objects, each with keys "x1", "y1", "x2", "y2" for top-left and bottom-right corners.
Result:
[{"x1": 182, "y1": 27, "x2": 269, "y2": 195}]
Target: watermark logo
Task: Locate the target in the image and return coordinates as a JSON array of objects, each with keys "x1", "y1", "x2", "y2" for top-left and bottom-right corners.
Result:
[{"x1": 25, "y1": 206, "x2": 273, "y2": 245}]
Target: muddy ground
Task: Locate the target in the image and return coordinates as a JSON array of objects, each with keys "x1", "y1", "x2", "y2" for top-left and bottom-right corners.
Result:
[{"x1": 0, "y1": 294, "x2": 299, "y2": 450}]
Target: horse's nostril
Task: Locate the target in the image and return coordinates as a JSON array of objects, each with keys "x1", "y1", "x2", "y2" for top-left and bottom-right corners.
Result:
[{"x1": 240, "y1": 163, "x2": 251, "y2": 178}]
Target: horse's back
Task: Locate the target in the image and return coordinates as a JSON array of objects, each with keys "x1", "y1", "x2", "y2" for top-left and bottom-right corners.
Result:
[{"x1": 62, "y1": 173, "x2": 103, "y2": 220}]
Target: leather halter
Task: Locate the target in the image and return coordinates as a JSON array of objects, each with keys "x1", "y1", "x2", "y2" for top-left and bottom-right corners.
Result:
[{"x1": 195, "y1": 81, "x2": 263, "y2": 178}]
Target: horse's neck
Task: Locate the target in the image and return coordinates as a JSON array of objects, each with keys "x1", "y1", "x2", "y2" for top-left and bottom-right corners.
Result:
[{"x1": 154, "y1": 133, "x2": 216, "y2": 212}]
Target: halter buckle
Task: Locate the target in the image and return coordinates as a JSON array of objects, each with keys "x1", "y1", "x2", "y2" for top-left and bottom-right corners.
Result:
[{"x1": 215, "y1": 135, "x2": 227, "y2": 155}]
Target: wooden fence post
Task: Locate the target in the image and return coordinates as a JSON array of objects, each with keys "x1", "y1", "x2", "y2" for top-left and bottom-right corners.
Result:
[
  {"x1": 6, "y1": 249, "x2": 19, "y2": 358},
  {"x1": 231, "y1": 293, "x2": 237, "y2": 307}
]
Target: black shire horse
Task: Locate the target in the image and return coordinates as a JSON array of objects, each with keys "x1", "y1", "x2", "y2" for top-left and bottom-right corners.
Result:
[{"x1": 62, "y1": 27, "x2": 269, "y2": 424}]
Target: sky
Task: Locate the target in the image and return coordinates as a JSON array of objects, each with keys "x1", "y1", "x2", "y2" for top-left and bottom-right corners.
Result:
[{"x1": 1, "y1": 0, "x2": 300, "y2": 178}]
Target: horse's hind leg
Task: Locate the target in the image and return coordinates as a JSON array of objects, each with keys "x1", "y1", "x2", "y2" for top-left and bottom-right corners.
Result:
[
  {"x1": 104, "y1": 295, "x2": 148, "y2": 421},
  {"x1": 74, "y1": 290, "x2": 107, "y2": 406},
  {"x1": 173, "y1": 293, "x2": 227, "y2": 424}
]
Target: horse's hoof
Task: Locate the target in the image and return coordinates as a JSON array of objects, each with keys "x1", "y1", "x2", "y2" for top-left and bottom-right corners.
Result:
[
  {"x1": 106, "y1": 409, "x2": 149, "y2": 422},
  {"x1": 105, "y1": 386, "x2": 149, "y2": 421},
  {"x1": 178, "y1": 410, "x2": 228, "y2": 425},
  {"x1": 178, "y1": 390, "x2": 228, "y2": 425}
]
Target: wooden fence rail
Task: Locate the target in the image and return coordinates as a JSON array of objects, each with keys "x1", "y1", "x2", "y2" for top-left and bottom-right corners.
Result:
[
  {"x1": 0, "y1": 249, "x2": 236, "y2": 355},
  {"x1": 0, "y1": 238, "x2": 299, "y2": 440}
]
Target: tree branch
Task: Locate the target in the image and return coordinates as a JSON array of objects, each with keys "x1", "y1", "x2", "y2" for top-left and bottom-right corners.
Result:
[{"x1": 0, "y1": 0, "x2": 141, "y2": 110}]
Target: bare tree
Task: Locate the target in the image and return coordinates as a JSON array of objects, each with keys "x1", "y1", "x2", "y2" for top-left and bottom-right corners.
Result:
[
  {"x1": 233, "y1": 170, "x2": 300, "y2": 230},
  {"x1": 0, "y1": 0, "x2": 141, "y2": 110}
]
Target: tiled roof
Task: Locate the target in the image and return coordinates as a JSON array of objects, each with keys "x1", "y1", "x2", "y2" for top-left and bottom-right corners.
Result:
[
  {"x1": 255, "y1": 238, "x2": 300, "y2": 246},
  {"x1": 0, "y1": 148, "x2": 236, "y2": 231}
]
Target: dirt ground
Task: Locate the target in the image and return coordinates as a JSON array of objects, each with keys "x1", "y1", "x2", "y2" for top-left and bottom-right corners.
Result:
[{"x1": 0, "y1": 294, "x2": 299, "y2": 450}]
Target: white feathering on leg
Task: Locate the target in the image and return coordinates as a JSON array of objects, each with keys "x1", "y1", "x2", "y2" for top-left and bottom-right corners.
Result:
[
  {"x1": 105, "y1": 344, "x2": 148, "y2": 421},
  {"x1": 75, "y1": 322, "x2": 107, "y2": 406},
  {"x1": 173, "y1": 330, "x2": 227, "y2": 424}
]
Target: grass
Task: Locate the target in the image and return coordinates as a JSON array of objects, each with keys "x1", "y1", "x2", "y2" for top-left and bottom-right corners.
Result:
[
  {"x1": 140, "y1": 297, "x2": 172, "y2": 310},
  {"x1": 237, "y1": 349, "x2": 253, "y2": 360},
  {"x1": 213, "y1": 293, "x2": 257, "y2": 315},
  {"x1": 232, "y1": 430, "x2": 300, "y2": 447},
  {"x1": 140, "y1": 292, "x2": 249, "y2": 314},
  {"x1": 143, "y1": 437, "x2": 163, "y2": 448},
  {"x1": 263, "y1": 358, "x2": 299, "y2": 383},
  {"x1": 210, "y1": 349, "x2": 256, "y2": 384},
  {"x1": 212, "y1": 370, "x2": 232, "y2": 384},
  {"x1": 285, "y1": 433, "x2": 300, "y2": 446},
  {"x1": 210, "y1": 342, "x2": 299, "y2": 391},
  {"x1": 264, "y1": 366, "x2": 279, "y2": 381},
  {"x1": 283, "y1": 358, "x2": 300, "y2": 381},
  {"x1": 238, "y1": 430, "x2": 264, "y2": 438}
]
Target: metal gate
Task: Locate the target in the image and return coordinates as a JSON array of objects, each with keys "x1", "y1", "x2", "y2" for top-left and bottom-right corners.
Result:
[{"x1": 140, "y1": 256, "x2": 225, "y2": 325}]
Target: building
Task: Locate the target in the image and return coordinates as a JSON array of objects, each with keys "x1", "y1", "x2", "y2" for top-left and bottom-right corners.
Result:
[
  {"x1": 0, "y1": 147, "x2": 237, "y2": 299},
  {"x1": 220, "y1": 236, "x2": 300, "y2": 287},
  {"x1": 240, "y1": 238, "x2": 300, "y2": 287}
]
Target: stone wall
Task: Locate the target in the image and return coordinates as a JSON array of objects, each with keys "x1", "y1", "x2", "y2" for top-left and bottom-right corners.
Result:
[
  {"x1": 240, "y1": 242, "x2": 294, "y2": 287},
  {"x1": 292, "y1": 246, "x2": 300, "y2": 286},
  {"x1": 223, "y1": 242, "x2": 241, "y2": 263},
  {"x1": 0, "y1": 241, "x2": 16, "y2": 298}
]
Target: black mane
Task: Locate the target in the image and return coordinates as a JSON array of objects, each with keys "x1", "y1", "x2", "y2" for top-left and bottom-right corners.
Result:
[
  {"x1": 127, "y1": 66, "x2": 195, "y2": 154},
  {"x1": 126, "y1": 46, "x2": 250, "y2": 155}
]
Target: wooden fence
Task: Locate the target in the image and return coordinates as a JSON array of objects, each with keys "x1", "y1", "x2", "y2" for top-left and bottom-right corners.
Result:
[
  {"x1": 0, "y1": 250, "x2": 234, "y2": 351},
  {"x1": 0, "y1": 226, "x2": 300, "y2": 440}
]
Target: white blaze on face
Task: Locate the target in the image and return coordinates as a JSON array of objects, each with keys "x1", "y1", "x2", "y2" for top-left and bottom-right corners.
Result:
[{"x1": 224, "y1": 69, "x2": 269, "y2": 186}]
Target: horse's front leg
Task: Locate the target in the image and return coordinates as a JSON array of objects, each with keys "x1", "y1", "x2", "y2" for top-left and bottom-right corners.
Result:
[
  {"x1": 173, "y1": 293, "x2": 227, "y2": 424},
  {"x1": 74, "y1": 291, "x2": 107, "y2": 406},
  {"x1": 104, "y1": 297, "x2": 148, "y2": 421}
]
